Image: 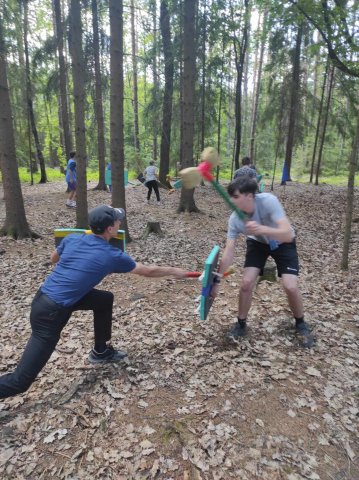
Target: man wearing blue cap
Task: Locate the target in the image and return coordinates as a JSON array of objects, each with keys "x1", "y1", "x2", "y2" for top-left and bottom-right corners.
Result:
[{"x1": 0, "y1": 205, "x2": 187, "y2": 399}]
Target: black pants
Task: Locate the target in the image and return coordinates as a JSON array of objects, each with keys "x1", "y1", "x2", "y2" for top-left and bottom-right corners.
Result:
[
  {"x1": 146, "y1": 180, "x2": 160, "y2": 201},
  {"x1": 0, "y1": 288, "x2": 114, "y2": 399}
]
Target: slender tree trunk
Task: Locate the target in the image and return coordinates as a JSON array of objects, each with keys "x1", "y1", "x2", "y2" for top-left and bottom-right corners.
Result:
[
  {"x1": 159, "y1": 0, "x2": 174, "y2": 187},
  {"x1": 92, "y1": 0, "x2": 106, "y2": 190},
  {"x1": 44, "y1": 95, "x2": 57, "y2": 167},
  {"x1": 24, "y1": 0, "x2": 47, "y2": 183},
  {"x1": 233, "y1": 0, "x2": 250, "y2": 171},
  {"x1": 178, "y1": 0, "x2": 199, "y2": 213},
  {"x1": 53, "y1": 0, "x2": 72, "y2": 160},
  {"x1": 216, "y1": 41, "x2": 225, "y2": 182},
  {"x1": 315, "y1": 65, "x2": 335, "y2": 185},
  {"x1": 109, "y1": 0, "x2": 130, "y2": 241},
  {"x1": 200, "y1": 3, "x2": 206, "y2": 152},
  {"x1": 0, "y1": 14, "x2": 37, "y2": 239},
  {"x1": 150, "y1": 0, "x2": 159, "y2": 161},
  {"x1": 130, "y1": 0, "x2": 140, "y2": 159},
  {"x1": 281, "y1": 23, "x2": 303, "y2": 185},
  {"x1": 271, "y1": 84, "x2": 286, "y2": 191},
  {"x1": 310, "y1": 58, "x2": 329, "y2": 183},
  {"x1": 69, "y1": 0, "x2": 88, "y2": 227},
  {"x1": 250, "y1": 13, "x2": 266, "y2": 164},
  {"x1": 341, "y1": 114, "x2": 359, "y2": 270}
]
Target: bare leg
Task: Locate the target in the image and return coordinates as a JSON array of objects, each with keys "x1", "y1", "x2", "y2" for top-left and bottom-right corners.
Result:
[
  {"x1": 281, "y1": 274, "x2": 303, "y2": 318},
  {"x1": 238, "y1": 267, "x2": 261, "y2": 319}
]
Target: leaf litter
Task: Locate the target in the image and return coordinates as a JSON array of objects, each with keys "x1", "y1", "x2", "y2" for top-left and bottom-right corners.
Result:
[{"x1": 0, "y1": 181, "x2": 358, "y2": 479}]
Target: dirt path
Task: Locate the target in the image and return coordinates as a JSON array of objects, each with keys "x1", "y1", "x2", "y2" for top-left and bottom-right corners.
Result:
[{"x1": 0, "y1": 181, "x2": 358, "y2": 479}]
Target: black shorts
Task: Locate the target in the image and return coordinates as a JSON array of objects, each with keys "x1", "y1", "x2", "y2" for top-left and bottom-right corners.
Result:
[{"x1": 244, "y1": 239, "x2": 299, "y2": 277}]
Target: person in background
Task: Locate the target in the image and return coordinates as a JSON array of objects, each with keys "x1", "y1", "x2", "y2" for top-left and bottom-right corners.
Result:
[
  {"x1": 65, "y1": 151, "x2": 77, "y2": 208},
  {"x1": 0, "y1": 205, "x2": 188, "y2": 400},
  {"x1": 144, "y1": 161, "x2": 161, "y2": 204},
  {"x1": 106, "y1": 162, "x2": 112, "y2": 193},
  {"x1": 233, "y1": 156, "x2": 257, "y2": 180}
]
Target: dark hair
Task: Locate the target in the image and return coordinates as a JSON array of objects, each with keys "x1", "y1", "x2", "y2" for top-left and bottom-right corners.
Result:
[
  {"x1": 70, "y1": 151, "x2": 76, "y2": 158},
  {"x1": 228, "y1": 176, "x2": 258, "y2": 196},
  {"x1": 241, "y1": 156, "x2": 251, "y2": 166},
  {"x1": 149, "y1": 160, "x2": 154, "y2": 165}
]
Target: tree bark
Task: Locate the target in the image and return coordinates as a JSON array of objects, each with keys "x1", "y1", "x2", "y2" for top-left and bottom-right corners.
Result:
[
  {"x1": 315, "y1": 65, "x2": 335, "y2": 185},
  {"x1": 250, "y1": 13, "x2": 266, "y2": 164},
  {"x1": 92, "y1": 0, "x2": 106, "y2": 190},
  {"x1": 24, "y1": 0, "x2": 47, "y2": 183},
  {"x1": 53, "y1": 0, "x2": 72, "y2": 160},
  {"x1": 0, "y1": 15, "x2": 37, "y2": 239},
  {"x1": 109, "y1": 0, "x2": 131, "y2": 242},
  {"x1": 233, "y1": 0, "x2": 250, "y2": 171},
  {"x1": 179, "y1": 0, "x2": 199, "y2": 213},
  {"x1": 310, "y1": 58, "x2": 329, "y2": 183},
  {"x1": 281, "y1": 23, "x2": 303, "y2": 184},
  {"x1": 69, "y1": 0, "x2": 88, "y2": 228},
  {"x1": 341, "y1": 114, "x2": 359, "y2": 270},
  {"x1": 150, "y1": 0, "x2": 159, "y2": 162},
  {"x1": 130, "y1": 0, "x2": 140, "y2": 159},
  {"x1": 159, "y1": 0, "x2": 174, "y2": 187}
]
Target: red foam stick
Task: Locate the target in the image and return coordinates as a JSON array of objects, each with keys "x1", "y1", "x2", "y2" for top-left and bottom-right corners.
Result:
[{"x1": 186, "y1": 268, "x2": 234, "y2": 278}]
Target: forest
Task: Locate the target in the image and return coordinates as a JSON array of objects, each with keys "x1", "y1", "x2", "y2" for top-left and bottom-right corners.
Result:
[
  {"x1": 0, "y1": 0, "x2": 358, "y2": 238},
  {"x1": 0, "y1": 1, "x2": 358, "y2": 478}
]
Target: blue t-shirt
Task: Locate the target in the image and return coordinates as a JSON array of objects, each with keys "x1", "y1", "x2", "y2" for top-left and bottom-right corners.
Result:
[
  {"x1": 66, "y1": 159, "x2": 77, "y2": 183},
  {"x1": 41, "y1": 234, "x2": 136, "y2": 307}
]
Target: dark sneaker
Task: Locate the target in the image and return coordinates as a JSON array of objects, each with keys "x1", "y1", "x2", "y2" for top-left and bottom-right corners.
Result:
[
  {"x1": 227, "y1": 322, "x2": 247, "y2": 340},
  {"x1": 88, "y1": 345, "x2": 127, "y2": 364},
  {"x1": 295, "y1": 322, "x2": 315, "y2": 348}
]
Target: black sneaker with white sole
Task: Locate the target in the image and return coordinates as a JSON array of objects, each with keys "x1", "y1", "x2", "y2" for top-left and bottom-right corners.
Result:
[
  {"x1": 88, "y1": 345, "x2": 127, "y2": 364},
  {"x1": 295, "y1": 322, "x2": 315, "y2": 348}
]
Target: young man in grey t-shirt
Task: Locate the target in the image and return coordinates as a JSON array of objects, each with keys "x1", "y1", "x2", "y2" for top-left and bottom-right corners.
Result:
[{"x1": 211, "y1": 176, "x2": 314, "y2": 348}]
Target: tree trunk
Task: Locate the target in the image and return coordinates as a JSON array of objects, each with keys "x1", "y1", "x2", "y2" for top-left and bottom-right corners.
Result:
[
  {"x1": 0, "y1": 16, "x2": 37, "y2": 239},
  {"x1": 250, "y1": 13, "x2": 266, "y2": 164},
  {"x1": 150, "y1": 0, "x2": 159, "y2": 162},
  {"x1": 69, "y1": 0, "x2": 88, "y2": 228},
  {"x1": 109, "y1": 0, "x2": 130, "y2": 242},
  {"x1": 315, "y1": 65, "x2": 335, "y2": 185},
  {"x1": 310, "y1": 58, "x2": 329, "y2": 183},
  {"x1": 92, "y1": 0, "x2": 106, "y2": 190},
  {"x1": 159, "y1": 0, "x2": 174, "y2": 187},
  {"x1": 179, "y1": 0, "x2": 199, "y2": 213},
  {"x1": 281, "y1": 23, "x2": 303, "y2": 185},
  {"x1": 200, "y1": 4, "x2": 206, "y2": 152},
  {"x1": 130, "y1": 0, "x2": 140, "y2": 159},
  {"x1": 341, "y1": 114, "x2": 359, "y2": 270},
  {"x1": 24, "y1": 0, "x2": 47, "y2": 183},
  {"x1": 233, "y1": 0, "x2": 250, "y2": 171},
  {"x1": 53, "y1": 0, "x2": 72, "y2": 160},
  {"x1": 216, "y1": 41, "x2": 225, "y2": 182}
]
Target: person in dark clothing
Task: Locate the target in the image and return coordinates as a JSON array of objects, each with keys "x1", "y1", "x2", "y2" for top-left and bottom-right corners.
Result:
[{"x1": 0, "y1": 205, "x2": 187, "y2": 399}]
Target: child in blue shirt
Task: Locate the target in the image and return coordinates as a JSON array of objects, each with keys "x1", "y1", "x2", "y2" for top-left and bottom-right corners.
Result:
[{"x1": 65, "y1": 151, "x2": 77, "y2": 208}]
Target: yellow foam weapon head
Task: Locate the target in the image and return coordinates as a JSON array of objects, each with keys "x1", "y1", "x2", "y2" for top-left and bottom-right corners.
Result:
[
  {"x1": 179, "y1": 167, "x2": 202, "y2": 189},
  {"x1": 200, "y1": 147, "x2": 220, "y2": 167}
]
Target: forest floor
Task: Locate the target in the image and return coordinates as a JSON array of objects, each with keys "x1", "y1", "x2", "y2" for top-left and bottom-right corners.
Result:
[{"x1": 0, "y1": 180, "x2": 358, "y2": 480}]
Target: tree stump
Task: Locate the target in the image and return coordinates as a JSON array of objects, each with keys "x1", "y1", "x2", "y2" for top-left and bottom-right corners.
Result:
[
  {"x1": 258, "y1": 257, "x2": 277, "y2": 283},
  {"x1": 141, "y1": 221, "x2": 164, "y2": 239}
]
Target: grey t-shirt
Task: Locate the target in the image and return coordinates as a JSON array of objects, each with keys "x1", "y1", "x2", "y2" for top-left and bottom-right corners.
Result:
[
  {"x1": 227, "y1": 192, "x2": 293, "y2": 244},
  {"x1": 144, "y1": 165, "x2": 157, "y2": 182}
]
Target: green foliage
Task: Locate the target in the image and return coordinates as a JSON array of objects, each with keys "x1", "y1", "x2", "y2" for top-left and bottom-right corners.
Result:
[{"x1": 1, "y1": 0, "x2": 357, "y2": 189}]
